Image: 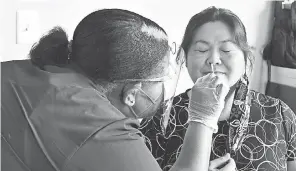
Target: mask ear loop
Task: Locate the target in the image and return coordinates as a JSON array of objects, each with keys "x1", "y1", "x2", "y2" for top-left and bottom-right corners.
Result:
[
  {"x1": 170, "y1": 42, "x2": 177, "y2": 55},
  {"x1": 129, "y1": 84, "x2": 164, "y2": 119},
  {"x1": 135, "y1": 83, "x2": 164, "y2": 105},
  {"x1": 129, "y1": 106, "x2": 140, "y2": 118}
]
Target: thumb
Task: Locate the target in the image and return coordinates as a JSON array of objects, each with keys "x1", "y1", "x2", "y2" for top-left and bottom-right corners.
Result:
[
  {"x1": 216, "y1": 82, "x2": 229, "y2": 101},
  {"x1": 219, "y1": 158, "x2": 236, "y2": 171},
  {"x1": 209, "y1": 153, "x2": 231, "y2": 170}
]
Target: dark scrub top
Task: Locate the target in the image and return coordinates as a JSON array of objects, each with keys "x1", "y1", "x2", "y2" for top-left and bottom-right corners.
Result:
[
  {"x1": 140, "y1": 89, "x2": 296, "y2": 171},
  {"x1": 1, "y1": 60, "x2": 161, "y2": 171}
]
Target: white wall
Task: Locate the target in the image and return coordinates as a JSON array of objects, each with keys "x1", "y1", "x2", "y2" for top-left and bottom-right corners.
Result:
[{"x1": 0, "y1": 0, "x2": 274, "y2": 95}]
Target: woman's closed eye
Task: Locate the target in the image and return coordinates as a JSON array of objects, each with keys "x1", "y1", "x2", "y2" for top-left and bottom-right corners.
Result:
[
  {"x1": 220, "y1": 42, "x2": 237, "y2": 53},
  {"x1": 221, "y1": 49, "x2": 231, "y2": 53},
  {"x1": 195, "y1": 49, "x2": 209, "y2": 53}
]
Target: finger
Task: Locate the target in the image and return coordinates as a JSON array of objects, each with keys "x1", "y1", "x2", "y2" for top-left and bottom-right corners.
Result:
[
  {"x1": 194, "y1": 75, "x2": 205, "y2": 84},
  {"x1": 208, "y1": 76, "x2": 223, "y2": 88},
  {"x1": 214, "y1": 76, "x2": 229, "y2": 98},
  {"x1": 219, "y1": 158, "x2": 236, "y2": 171},
  {"x1": 208, "y1": 76, "x2": 229, "y2": 100},
  {"x1": 217, "y1": 82, "x2": 230, "y2": 100},
  {"x1": 196, "y1": 73, "x2": 216, "y2": 83},
  {"x1": 193, "y1": 74, "x2": 215, "y2": 89},
  {"x1": 203, "y1": 73, "x2": 216, "y2": 82},
  {"x1": 209, "y1": 153, "x2": 230, "y2": 170}
]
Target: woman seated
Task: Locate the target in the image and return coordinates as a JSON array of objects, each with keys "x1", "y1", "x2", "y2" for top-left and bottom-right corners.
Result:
[{"x1": 140, "y1": 6, "x2": 296, "y2": 171}]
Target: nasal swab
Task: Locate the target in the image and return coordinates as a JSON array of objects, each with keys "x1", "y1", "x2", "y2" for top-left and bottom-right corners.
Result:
[{"x1": 211, "y1": 64, "x2": 215, "y2": 74}]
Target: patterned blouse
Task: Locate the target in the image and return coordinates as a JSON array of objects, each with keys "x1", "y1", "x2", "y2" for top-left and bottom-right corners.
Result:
[{"x1": 140, "y1": 90, "x2": 296, "y2": 171}]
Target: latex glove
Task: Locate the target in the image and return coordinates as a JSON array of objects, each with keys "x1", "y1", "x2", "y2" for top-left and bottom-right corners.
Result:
[{"x1": 188, "y1": 73, "x2": 229, "y2": 132}]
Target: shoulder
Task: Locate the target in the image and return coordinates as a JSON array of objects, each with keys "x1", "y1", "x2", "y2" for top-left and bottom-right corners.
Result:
[
  {"x1": 249, "y1": 90, "x2": 283, "y2": 109},
  {"x1": 249, "y1": 90, "x2": 279, "y2": 104},
  {"x1": 1, "y1": 59, "x2": 49, "y2": 87},
  {"x1": 249, "y1": 90, "x2": 295, "y2": 119},
  {"x1": 1, "y1": 59, "x2": 32, "y2": 69},
  {"x1": 1, "y1": 60, "x2": 31, "y2": 79}
]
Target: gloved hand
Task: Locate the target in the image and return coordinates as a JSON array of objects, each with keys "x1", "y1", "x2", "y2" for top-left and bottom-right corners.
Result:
[
  {"x1": 209, "y1": 153, "x2": 237, "y2": 171},
  {"x1": 188, "y1": 73, "x2": 230, "y2": 133}
]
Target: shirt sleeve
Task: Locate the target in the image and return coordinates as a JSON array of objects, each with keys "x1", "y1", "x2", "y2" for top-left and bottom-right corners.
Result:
[
  {"x1": 65, "y1": 121, "x2": 162, "y2": 171},
  {"x1": 280, "y1": 100, "x2": 296, "y2": 161}
]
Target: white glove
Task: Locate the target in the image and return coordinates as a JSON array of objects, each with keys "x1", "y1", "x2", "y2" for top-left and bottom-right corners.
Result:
[
  {"x1": 209, "y1": 153, "x2": 237, "y2": 171},
  {"x1": 188, "y1": 73, "x2": 230, "y2": 132}
]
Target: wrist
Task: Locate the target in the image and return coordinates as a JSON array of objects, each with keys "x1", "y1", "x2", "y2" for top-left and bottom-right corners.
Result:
[{"x1": 188, "y1": 115, "x2": 218, "y2": 133}]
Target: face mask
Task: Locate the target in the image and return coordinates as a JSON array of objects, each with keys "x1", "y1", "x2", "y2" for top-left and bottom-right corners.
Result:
[
  {"x1": 129, "y1": 84, "x2": 164, "y2": 119},
  {"x1": 113, "y1": 46, "x2": 186, "y2": 120}
]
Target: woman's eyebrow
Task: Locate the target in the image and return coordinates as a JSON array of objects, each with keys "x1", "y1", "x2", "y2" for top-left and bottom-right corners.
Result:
[
  {"x1": 194, "y1": 39, "x2": 236, "y2": 45},
  {"x1": 194, "y1": 40, "x2": 210, "y2": 45},
  {"x1": 220, "y1": 39, "x2": 236, "y2": 44}
]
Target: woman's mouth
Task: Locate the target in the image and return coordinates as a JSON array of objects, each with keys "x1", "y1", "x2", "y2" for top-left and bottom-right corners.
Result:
[
  {"x1": 214, "y1": 72, "x2": 226, "y2": 75},
  {"x1": 204, "y1": 72, "x2": 226, "y2": 75}
]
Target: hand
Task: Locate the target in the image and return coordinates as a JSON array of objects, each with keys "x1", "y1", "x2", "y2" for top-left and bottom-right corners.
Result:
[
  {"x1": 188, "y1": 73, "x2": 230, "y2": 132},
  {"x1": 190, "y1": 73, "x2": 229, "y2": 109},
  {"x1": 209, "y1": 153, "x2": 236, "y2": 171}
]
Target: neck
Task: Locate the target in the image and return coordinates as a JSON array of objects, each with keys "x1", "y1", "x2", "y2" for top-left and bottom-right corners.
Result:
[{"x1": 218, "y1": 87, "x2": 236, "y2": 121}]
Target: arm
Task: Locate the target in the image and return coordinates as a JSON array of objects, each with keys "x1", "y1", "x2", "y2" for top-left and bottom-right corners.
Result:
[
  {"x1": 66, "y1": 120, "x2": 214, "y2": 171},
  {"x1": 141, "y1": 100, "x2": 215, "y2": 171},
  {"x1": 65, "y1": 127, "x2": 162, "y2": 171},
  {"x1": 66, "y1": 73, "x2": 226, "y2": 171},
  {"x1": 169, "y1": 122, "x2": 213, "y2": 171},
  {"x1": 171, "y1": 123, "x2": 237, "y2": 171},
  {"x1": 170, "y1": 74, "x2": 229, "y2": 171},
  {"x1": 288, "y1": 161, "x2": 296, "y2": 171}
]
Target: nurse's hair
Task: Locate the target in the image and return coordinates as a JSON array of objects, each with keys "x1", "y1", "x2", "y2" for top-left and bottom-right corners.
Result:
[
  {"x1": 29, "y1": 9, "x2": 169, "y2": 82},
  {"x1": 181, "y1": 6, "x2": 254, "y2": 70}
]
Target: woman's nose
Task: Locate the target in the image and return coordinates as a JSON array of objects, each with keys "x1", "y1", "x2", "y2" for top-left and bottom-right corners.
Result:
[{"x1": 206, "y1": 49, "x2": 222, "y2": 65}]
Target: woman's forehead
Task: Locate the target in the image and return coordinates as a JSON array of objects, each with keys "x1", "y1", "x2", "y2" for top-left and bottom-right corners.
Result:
[{"x1": 192, "y1": 21, "x2": 234, "y2": 45}]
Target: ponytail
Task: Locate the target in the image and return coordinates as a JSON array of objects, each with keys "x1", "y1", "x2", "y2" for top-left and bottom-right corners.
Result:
[{"x1": 29, "y1": 26, "x2": 70, "y2": 69}]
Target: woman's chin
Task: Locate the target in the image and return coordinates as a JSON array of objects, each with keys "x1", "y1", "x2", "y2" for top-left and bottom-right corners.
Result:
[{"x1": 215, "y1": 73, "x2": 229, "y2": 83}]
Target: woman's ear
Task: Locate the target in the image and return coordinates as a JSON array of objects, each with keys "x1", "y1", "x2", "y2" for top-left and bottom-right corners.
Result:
[{"x1": 122, "y1": 82, "x2": 142, "y2": 106}]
